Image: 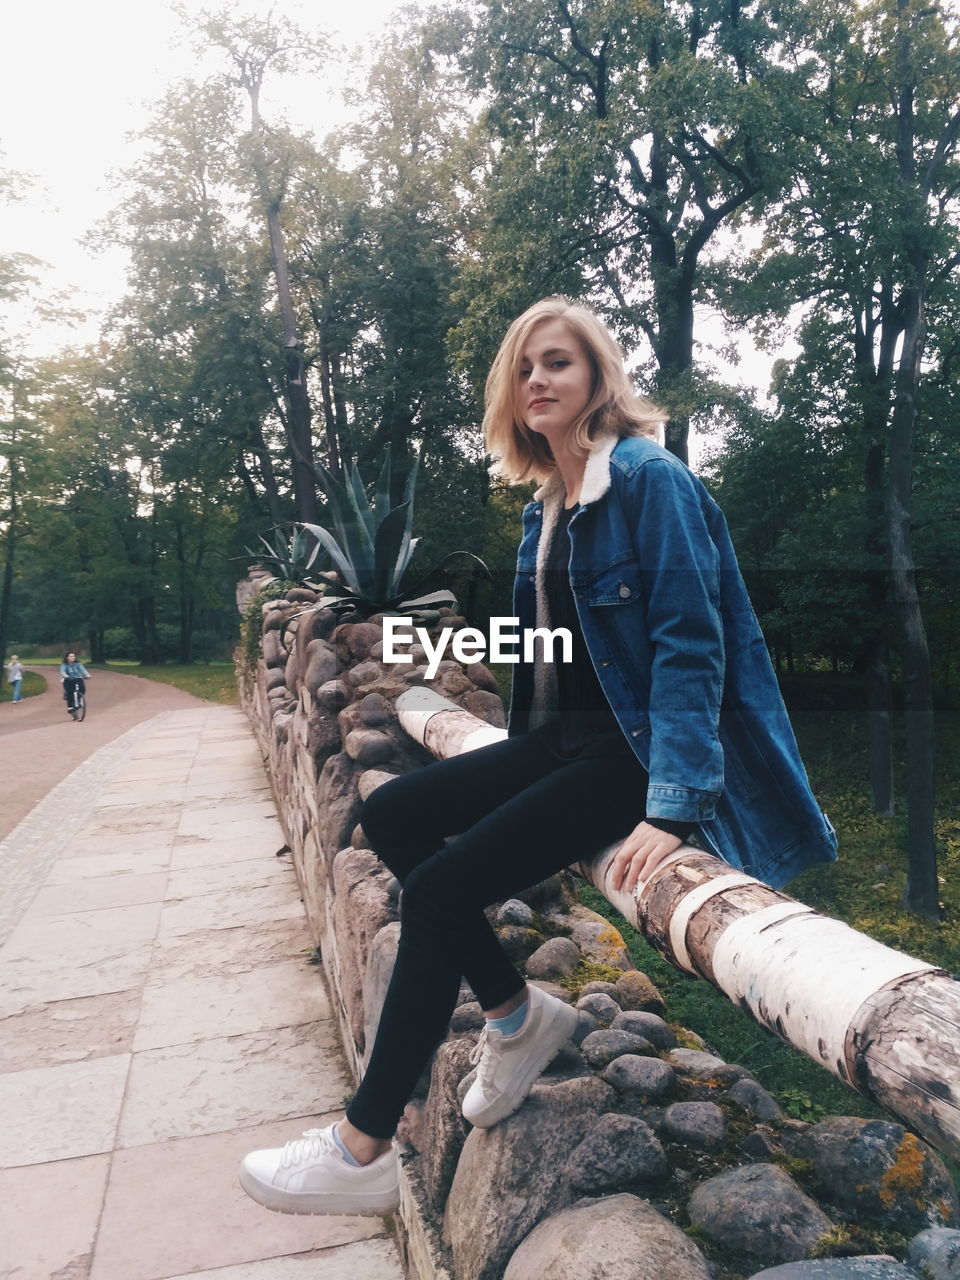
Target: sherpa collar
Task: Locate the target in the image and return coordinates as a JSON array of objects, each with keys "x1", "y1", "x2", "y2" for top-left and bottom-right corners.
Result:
[
  {"x1": 526, "y1": 433, "x2": 620, "y2": 729},
  {"x1": 532, "y1": 432, "x2": 619, "y2": 508}
]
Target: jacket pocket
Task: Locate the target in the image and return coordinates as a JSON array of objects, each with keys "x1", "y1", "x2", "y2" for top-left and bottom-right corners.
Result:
[{"x1": 577, "y1": 562, "x2": 644, "y2": 608}]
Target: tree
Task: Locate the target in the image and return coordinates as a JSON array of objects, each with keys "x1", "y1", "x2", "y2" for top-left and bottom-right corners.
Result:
[
  {"x1": 192, "y1": 7, "x2": 328, "y2": 516},
  {"x1": 727, "y1": 0, "x2": 960, "y2": 916},
  {"x1": 0, "y1": 166, "x2": 48, "y2": 678},
  {"x1": 448, "y1": 0, "x2": 812, "y2": 459}
]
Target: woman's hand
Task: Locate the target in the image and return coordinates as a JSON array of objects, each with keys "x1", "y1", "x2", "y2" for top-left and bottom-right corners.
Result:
[{"x1": 609, "y1": 821, "x2": 683, "y2": 897}]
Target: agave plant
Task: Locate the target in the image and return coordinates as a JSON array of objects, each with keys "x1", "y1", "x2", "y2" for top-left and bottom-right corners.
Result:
[
  {"x1": 245, "y1": 525, "x2": 324, "y2": 587},
  {"x1": 300, "y1": 447, "x2": 487, "y2": 617}
]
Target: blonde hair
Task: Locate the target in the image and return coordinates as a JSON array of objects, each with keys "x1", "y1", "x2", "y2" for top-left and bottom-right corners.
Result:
[{"x1": 483, "y1": 296, "x2": 667, "y2": 484}]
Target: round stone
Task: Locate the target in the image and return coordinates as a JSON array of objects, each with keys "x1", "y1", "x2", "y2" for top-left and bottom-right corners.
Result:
[
  {"x1": 526, "y1": 937, "x2": 581, "y2": 981},
  {"x1": 580, "y1": 1029, "x2": 655, "y2": 1069},
  {"x1": 565, "y1": 1114, "x2": 670, "y2": 1192},
  {"x1": 497, "y1": 899, "x2": 535, "y2": 927},
  {"x1": 579, "y1": 981, "x2": 620, "y2": 999},
  {"x1": 615, "y1": 969, "x2": 666, "y2": 1014},
  {"x1": 602, "y1": 1054, "x2": 675, "y2": 1101},
  {"x1": 576, "y1": 993, "x2": 621, "y2": 1026},
  {"x1": 662, "y1": 1101, "x2": 728, "y2": 1150},
  {"x1": 571, "y1": 1010, "x2": 600, "y2": 1046},
  {"x1": 611, "y1": 1010, "x2": 677, "y2": 1050},
  {"x1": 728, "y1": 1077, "x2": 784, "y2": 1121}
]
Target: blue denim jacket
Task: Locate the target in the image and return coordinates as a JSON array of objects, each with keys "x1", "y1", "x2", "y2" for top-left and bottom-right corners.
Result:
[{"x1": 507, "y1": 433, "x2": 837, "y2": 888}]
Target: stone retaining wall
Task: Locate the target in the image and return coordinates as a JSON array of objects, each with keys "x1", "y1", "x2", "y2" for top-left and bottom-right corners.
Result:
[{"x1": 238, "y1": 580, "x2": 960, "y2": 1280}]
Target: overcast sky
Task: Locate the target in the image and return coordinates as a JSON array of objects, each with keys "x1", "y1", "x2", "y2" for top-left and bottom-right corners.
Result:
[
  {"x1": 1, "y1": 0, "x2": 786, "y2": 408},
  {"x1": 0, "y1": 0, "x2": 415, "y2": 353}
]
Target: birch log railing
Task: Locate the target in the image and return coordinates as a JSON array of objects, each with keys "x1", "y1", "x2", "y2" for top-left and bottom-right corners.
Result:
[{"x1": 396, "y1": 686, "x2": 960, "y2": 1164}]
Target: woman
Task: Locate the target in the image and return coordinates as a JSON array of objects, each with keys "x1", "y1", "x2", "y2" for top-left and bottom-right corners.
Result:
[
  {"x1": 240, "y1": 297, "x2": 837, "y2": 1217},
  {"x1": 60, "y1": 652, "x2": 91, "y2": 718},
  {"x1": 6, "y1": 655, "x2": 23, "y2": 704}
]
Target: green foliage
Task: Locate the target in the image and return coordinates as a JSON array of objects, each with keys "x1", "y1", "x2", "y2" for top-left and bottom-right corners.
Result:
[
  {"x1": 582, "y1": 881, "x2": 887, "y2": 1126},
  {"x1": 0, "y1": 671, "x2": 44, "y2": 702},
  {"x1": 108, "y1": 662, "x2": 239, "y2": 705},
  {"x1": 581, "y1": 694, "x2": 960, "y2": 1125},
  {"x1": 248, "y1": 527, "x2": 322, "y2": 588},
  {"x1": 304, "y1": 448, "x2": 424, "y2": 605},
  {"x1": 238, "y1": 579, "x2": 290, "y2": 683},
  {"x1": 296, "y1": 447, "x2": 488, "y2": 617}
]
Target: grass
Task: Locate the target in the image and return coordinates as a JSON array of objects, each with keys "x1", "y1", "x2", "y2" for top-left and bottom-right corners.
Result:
[
  {"x1": 580, "y1": 694, "x2": 960, "y2": 1129},
  {"x1": 106, "y1": 661, "x2": 239, "y2": 705},
  {"x1": 487, "y1": 660, "x2": 960, "y2": 1125},
  {"x1": 9, "y1": 657, "x2": 239, "y2": 705},
  {"x1": 0, "y1": 671, "x2": 46, "y2": 703}
]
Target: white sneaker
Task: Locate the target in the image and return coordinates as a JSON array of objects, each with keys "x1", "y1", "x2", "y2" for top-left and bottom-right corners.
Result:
[
  {"x1": 239, "y1": 1124, "x2": 400, "y2": 1216},
  {"x1": 462, "y1": 985, "x2": 579, "y2": 1129}
]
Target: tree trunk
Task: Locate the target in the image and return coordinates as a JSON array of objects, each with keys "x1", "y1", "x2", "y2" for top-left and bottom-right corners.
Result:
[
  {"x1": 316, "y1": 313, "x2": 344, "y2": 480},
  {"x1": 0, "y1": 457, "x2": 18, "y2": 688},
  {"x1": 88, "y1": 629, "x2": 105, "y2": 664},
  {"x1": 179, "y1": 590, "x2": 194, "y2": 664},
  {"x1": 888, "y1": 287, "x2": 938, "y2": 919},
  {"x1": 261, "y1": 220, "x2": 315, "y2": 521},
  {"x1": 397, "y1": 687, "x2": 960, "y2": 1163},
  {"x1": 865, "y1": 639, "x2": 895, "y2": 817},
  {"x1": 651, "y1": 255, "x2": 696, "y2": 465},
  {"x1": 862, "y1": 401, "x2": 896, "y2": 818},
  {"x1": 245, "y1": 77, "x2": 318, "y2": 526},
  {"x1": 888, "y1": 6, "x2": 938, "y2": 920},
  {"x1": 135, "y1": 597, "x2": 161, "y2": 665},
  {"x1": 248, "y1": 413, "x2": 285, "y2": 525}
]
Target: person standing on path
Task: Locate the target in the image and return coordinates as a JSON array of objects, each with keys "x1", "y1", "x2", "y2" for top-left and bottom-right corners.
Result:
[
  {"x1": 59, "y1": 652, "x2": 91, "y2": 719},
  {"x1": 6, "y1": 657, "x2": 23, "y2": 703},
  {"x1": 239, "y1": 296, "x2": 837, "y2": 1219}
]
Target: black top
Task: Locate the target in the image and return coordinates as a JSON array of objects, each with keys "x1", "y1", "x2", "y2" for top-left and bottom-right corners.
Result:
[{"x1": 540, "y1": 504, "x2": 695, "y2": 844}]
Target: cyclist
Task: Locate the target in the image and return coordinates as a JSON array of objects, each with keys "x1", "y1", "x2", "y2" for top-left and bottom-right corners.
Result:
[{"x1": 60, "y1": 652, "x2": 91, "y2": 719}]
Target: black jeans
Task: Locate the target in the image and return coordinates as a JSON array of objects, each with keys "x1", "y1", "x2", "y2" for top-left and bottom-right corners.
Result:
[
  {"x1": 63, "y1": 677, "x2": 85, "y2": 706},
  {"x1": 346, "y1": 727, "x2": 649, "y2": 1139}
]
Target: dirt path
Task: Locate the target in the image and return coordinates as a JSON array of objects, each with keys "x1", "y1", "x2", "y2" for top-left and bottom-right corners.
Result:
[{"x1": 0, "y1": 666, "x2": 209, "y2": 840}]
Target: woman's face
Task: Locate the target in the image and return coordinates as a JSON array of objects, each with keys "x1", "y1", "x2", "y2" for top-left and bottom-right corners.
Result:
[
  {"x1": 519, "y1": 319, "x2": 594, "y2": 447},
  {"x1": 67, "y1": 653, "x2": 76, "y2": 663}
]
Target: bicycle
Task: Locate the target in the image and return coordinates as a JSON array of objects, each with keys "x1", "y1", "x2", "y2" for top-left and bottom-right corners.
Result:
[{"x1": 65, "y1": 679, "x2": 87, "y2": 722}]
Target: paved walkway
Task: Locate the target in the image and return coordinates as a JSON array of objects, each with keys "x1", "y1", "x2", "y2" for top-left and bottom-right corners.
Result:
[
  {"x1": 0, "y1": 705, "x2": 403, "y2": 1280},
  {"x1": 0, "y1": 665, "x2": 208, "y2": 839}
]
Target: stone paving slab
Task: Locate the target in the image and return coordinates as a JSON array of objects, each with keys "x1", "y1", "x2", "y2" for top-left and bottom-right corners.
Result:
[
  {"x1": 157, "y1": 882, "x2": 305, "y2": 938},
  {"x1": 134, "y1": 958, "x2": 331, "y2": 1051},
  {"x1": 29, "y1": 868, "x2": 169, "y2": 915},
  {"x1": 3, "y1": 900, "x2": 163, "y2": 957},
  {"x1": 0, "y1": 939, "x2": 157, "y2": 1015},
  {"x1": 0, "y1": 706, "x2": 401, "y2": 1280},
  {"x1": 94, "y1": 779, "x2": 189, "y2": 806},
  {"x1": 0, "y1": 987, "x2": 140, "y2": 1071},
  {"x1": 0, "y1": 1152, "x2": 112, "y2": 1279},
  {"x1": 165, "y1": 853, "x2": 292, "y2": 899},
  {"x1": 45, "y1": 846, "x2": 174, "y2": 881},
  {"x1": 1, "y1": 1052, "x2": 131, "y2": 1166},
  {"x1": 0, "y1": 715, "x2": 176, "y2": 947},
  {"x1": 160, "y1": 1238, "x2": 405, "y2": 1279},
  {"x1": 118, "y1": 1022, "x2": 348, "y2": 1147},
  {"x1": 89, "y1": 1116, "x2": 386, "y2": 1280},
  {"x1": 148, "y1": 918, "x2": 314, "y2": 985},
  {"x1": 65, "y1": 828, "x2": 179, "y2": 857},
  {"x1": 171, "y1": 832, "x2": 288, "y2": 868}
]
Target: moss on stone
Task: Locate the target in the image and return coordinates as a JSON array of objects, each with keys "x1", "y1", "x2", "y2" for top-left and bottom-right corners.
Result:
[
  {"x1": 669, "y1": 1025, "x2": 707, "y2": 1051},
  {"x1": 810, "y1": 1224, "x2": 910, "y2": 1261},
  {"x1": 557, "y1": 960, "x2": 626, "y2": 996},
  {"x1": 239, "y1": 580, "x2": 293, "y2": 686}
]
